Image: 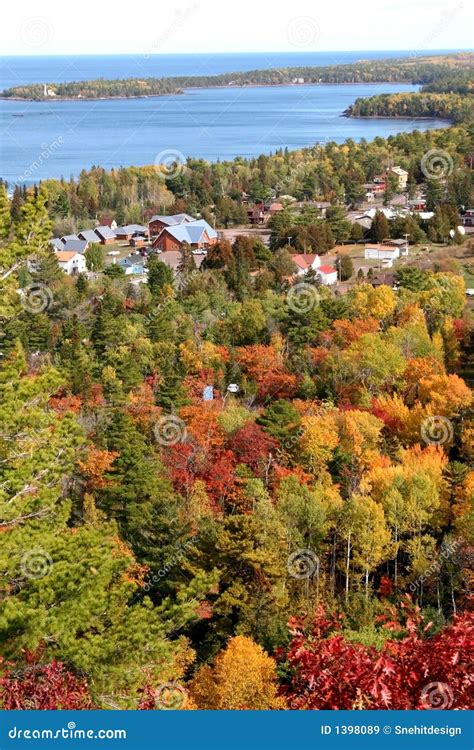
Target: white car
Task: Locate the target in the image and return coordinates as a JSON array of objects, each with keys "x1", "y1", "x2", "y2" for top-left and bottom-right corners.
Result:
[
  {"x1": 107, "y1": 250, "x2": 120, "y2": 256},
  {"x1": 465, "y1": 289, "x2": 474, "y2": 297}
]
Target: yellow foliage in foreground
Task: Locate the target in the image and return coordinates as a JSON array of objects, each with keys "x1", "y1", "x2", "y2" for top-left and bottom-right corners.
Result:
[{"x1": 188, "y1": 635, "x2": 285, "y2": 710}]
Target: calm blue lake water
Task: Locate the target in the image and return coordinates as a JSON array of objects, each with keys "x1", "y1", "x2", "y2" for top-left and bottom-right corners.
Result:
[{"x1": 0, "y1": 51, "x2": 455, "y2": 184}]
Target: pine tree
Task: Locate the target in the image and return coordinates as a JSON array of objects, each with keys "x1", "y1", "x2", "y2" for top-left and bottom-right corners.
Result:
[
  {"x1": 370, "y1": 210, "x2": 390, "y2": 243},
  {"x1": 13, "y1": 187, "x2": 52, "y2": 261},
  {"x1": 0, "y1": 344, "x2": 207, "y2": 707}
]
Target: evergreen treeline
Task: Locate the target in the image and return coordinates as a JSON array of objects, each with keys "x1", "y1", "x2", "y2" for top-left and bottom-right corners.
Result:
[
  {"x1": 2, "y1": 52, "x2": 472, "y2": 100},
  {"x1": 4, "y1": 123, "x2": 472, "y2": 233},
  {"x1": 344, "y1": 67, "x2": 474, "y2": 123}
]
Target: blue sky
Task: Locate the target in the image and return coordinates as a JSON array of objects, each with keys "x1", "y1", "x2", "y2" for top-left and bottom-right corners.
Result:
[{"x1": 2, "y1": 0, "x2": 472, "y2": 55}]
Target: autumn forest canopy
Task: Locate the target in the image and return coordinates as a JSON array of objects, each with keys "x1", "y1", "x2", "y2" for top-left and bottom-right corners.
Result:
[{"x1": 0, "y1": 60, "x2": 473, "y2": 711}]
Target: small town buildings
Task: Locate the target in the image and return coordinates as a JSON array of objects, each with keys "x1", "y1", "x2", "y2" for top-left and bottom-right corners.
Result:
[
  {"x1": 152, "y1": 219, "x2": 217, "y2": 253},
  {"x1": 350, "y1": 215, "x2": 373, "y2": 232},
  {"x1": 55, "y1": 251, "x2": 87, "y2": 275},
  {"x1": 292, "y1": 201, "x2": 331, "y2": 216},
  {"x1": 78, "y1": 229, "x2": 101, "y2": 243},
  {"x1": 290, "y1": 254, "x2": 336, "y2": 285},
  {"x1": 371, "y1": 272, "x2": 396, "y2": 289},
  {"x1": 247, "y1": 205, "x2": 265, "y2": 225},
  {"x1": 314, "y1": 201, "x2": 332, "y2": 216},
  {"x1": 409, "y1": 198, "x2": 426, "y2": 211},
  {"x1": 461, "y1": 209, "x2": 474, "y2": 227},
  {"x1": 115, "y1": 224, "x2": 148, "y2": 241},
  {"x1": 130, "y1": 237, "x2": 146, "y2": 249},
  {"x1": 291, "y1": 253, "x2": 321, "y2": 276},
  {"x1": 148, "y1": 213, "x2": 194, "y2": 238},
  {"x1": 94, "y1": 226, "x2": 116, "y2": 244},
  {"x1": 117, "y1": 255, "x2": 147, "y2": 275},
  {"x1": 364, "y1": 182, "x2": 385, "y2": 196},
  {"x1": 383, "y1": 238, "x2": 409, "y2": 255},
  {"x1": 388, "y1": 166, "x2": 409, "y2": 191},
  {"x1": 61, "y1": 234, "x2": 80, "y2": 243},
  {"x1": 62, "y1": 239, "x2": 88, "y2": 253},
  {"x1": 267, "y1": 202, "x2": 284, "y2": 216},
  {"x1": 316, "y1": 265, "x2": 338, "y2": 285},
  {"x1": 51, "y1": 238, "x2": 64, "y2": 251},
  {"x1": 364, "y1": 244, "x2": 400, "y2": 261}
]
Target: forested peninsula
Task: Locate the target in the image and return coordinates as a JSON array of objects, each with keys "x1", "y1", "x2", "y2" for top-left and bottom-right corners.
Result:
[
  {"x1": 2, "y1": 52, "x2": 472, "y2": 101},
  {"x1": 343, "y1": 63, "x2": 474, "y2": 124}
]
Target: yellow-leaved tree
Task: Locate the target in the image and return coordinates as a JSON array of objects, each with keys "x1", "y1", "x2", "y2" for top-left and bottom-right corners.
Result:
[{"x1": 188, "y1": 635, "x2": 285, "y2": 709}]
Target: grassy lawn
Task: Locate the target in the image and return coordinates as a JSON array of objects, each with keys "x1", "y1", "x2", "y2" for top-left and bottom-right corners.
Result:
[
  {"x1": 102, "y1": 241, "x2": 148, "y2": 265},
  {"x1": 461, "y1": 267, "x2": 474, "y2": 288}
]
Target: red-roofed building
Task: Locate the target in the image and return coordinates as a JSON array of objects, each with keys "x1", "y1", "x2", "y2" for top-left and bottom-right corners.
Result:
[
  {"x1": 267, "y1": 202, "x2": 284, "y2": 215},
  {"x1": 291, "y1": 253, "x2": 321, "y2": 275},
  {"x1": 316, "y1": 265, "x2": 338, "y2": 285}
]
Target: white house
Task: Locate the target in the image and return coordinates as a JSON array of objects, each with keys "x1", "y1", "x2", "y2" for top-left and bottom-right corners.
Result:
[
  {"x1": 461, "y1": 209, "x2": 474, "y2": 227},
  {"x1": 117, "y1": 255, "x2": 147, "y2": 275},
  {"x1": 56, "y1": 251, "x2": 87, "y2": 275},
  {"x1": 316, "y1": 265, "x2": 338, "y2": 285},
  {"x1": 383, "y1": 238, "x2": 409, "y2": 255},
  {"x1": 364, "y1": 244, "x2": 400, "y2": 261},
  {"x1": 291, "y1": 253, "x2": 321, "y2": 276}
]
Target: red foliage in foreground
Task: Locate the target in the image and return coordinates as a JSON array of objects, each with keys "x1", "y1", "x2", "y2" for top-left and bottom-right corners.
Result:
[
  {"x1": 281, "y1": 601, "x2": 474, "y2": 710},
  {"x1": 0, "y1": 659, "x2": 94, "y2": 710}
]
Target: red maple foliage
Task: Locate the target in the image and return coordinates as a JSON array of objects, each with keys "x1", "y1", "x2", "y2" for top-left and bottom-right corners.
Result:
[
  {"x1": 379, "y1": 575, "x2": 394, "y2": 598},
  {"x1": 236, "y1": 346, "x2": 298, "y2": 400},
  {"x1": 49, "y1": 389, "x2": 82, "y2": 415},
  {"x1": 227, "y1": 422, "x2": 277, "y2": 476},
  {"x1": 281, "y1": 599, "x2": 473, "y2": 710},
  {"x1": 0, "y1": 658, "x2": 94, "y2": 710}
]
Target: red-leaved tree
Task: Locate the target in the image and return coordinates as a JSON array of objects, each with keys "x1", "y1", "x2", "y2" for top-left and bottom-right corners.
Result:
[
  {"x1": 281, "y1": 599, "x2": 473, "y2": 710},
  {"x1": 0, "y1": 658, "x2": 94, "y2": 710}
]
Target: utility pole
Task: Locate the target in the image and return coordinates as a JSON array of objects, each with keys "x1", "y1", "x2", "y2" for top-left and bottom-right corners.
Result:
[{"x1": 403, "y1": 233, "x2": 409, "y2": 257}]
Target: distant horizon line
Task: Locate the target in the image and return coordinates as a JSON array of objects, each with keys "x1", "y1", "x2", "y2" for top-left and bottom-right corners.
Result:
[{"x1": 1, "y1": 47, "x2": 472, "y2": 59}]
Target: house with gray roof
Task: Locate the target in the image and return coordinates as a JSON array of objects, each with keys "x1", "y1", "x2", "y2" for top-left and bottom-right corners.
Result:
[
  {"x1": 148, "y1": 213, "x2": 194, "y2": 237},
  {"x1": 115, "y1": 224, "x2": 148, "y2": 240},
  {"x1": 117, "y1": 255, "x2": 147, "y2": 275},
  {"x1": 61, "y1": 239, "x2": 88, "y2": 253},
  {"x1": 94, "y1": 226, "x2": 116, "y2": 244},
  {"x1": 51, "y1": 238, "x2": 64, "y2": 251},
  {"x1": 151, "y1": 218, "x2": 217, "y2": 253},
  {"x1": 78, "y1": 229, "x2": 101, "y2": 243}
]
